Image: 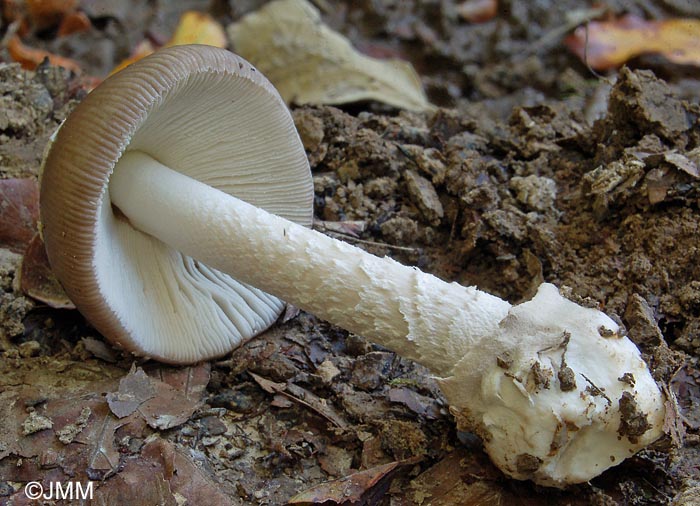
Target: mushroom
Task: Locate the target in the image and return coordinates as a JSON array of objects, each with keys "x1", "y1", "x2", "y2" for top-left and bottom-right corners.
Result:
[{"x1": 40, "y1": 45, "x2": 665, "y2": 487}]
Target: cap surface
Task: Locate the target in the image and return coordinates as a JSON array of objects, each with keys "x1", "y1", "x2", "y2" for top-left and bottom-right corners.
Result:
[{"x1": 40, "y1": 45, "x2": 313, "y2": 363}]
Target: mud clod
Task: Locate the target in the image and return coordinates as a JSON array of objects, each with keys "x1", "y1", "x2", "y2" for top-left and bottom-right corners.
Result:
[{"x1": 618, "y1": 391, "x2": 651, "y2": 444}]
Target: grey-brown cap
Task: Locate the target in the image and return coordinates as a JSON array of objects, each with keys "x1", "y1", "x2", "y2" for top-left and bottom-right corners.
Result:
[{"x1": 40, "y1": 45, "x2": 313, "y2": 363}]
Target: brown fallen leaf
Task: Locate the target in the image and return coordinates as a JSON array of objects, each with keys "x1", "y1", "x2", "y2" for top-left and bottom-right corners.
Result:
[
  {"x1": 80, "y1": 404, "x2": 124, "y2": 479},
  {"x1": 387, "y1": 387, "x2": 442, "y2": 419},
  {"x1": 138, "y1": 438, "x2": 234, "y2": 505},
  {"x1": 250, "y1": 371, "x2": 349, "y2": 428},
  {"x1": 393, "y1": 449, "x2": 535, "y2": 506},
  {"x1": 20, "y1": 233, "x2": 76, "y2": 309},
  {"x1": 81, "y1": 336, "x2": 119, "y2": 362},
  {"x1": 228, "y1": 0, "x2": 432, "y2": 112},
  {"x1": 107, "y1": 364, "x2": 210, "y2": 430},
  {"x1": 3, "y1": 0, "x2": 26, "y2": 25},
  {"x1": 107, "y1": 366, "x2": 157, "y2": 418},
  {"x1": 26, "y1": 0, "x2": 77, "y2": 29},
  {"x1": 94, "y1": 460, "x2": 179, "y2": 506},
  {"x1": 250, "y1": 371, "x2": 287, "y2": 394},
  {"x1": 146, "y1": 361, "x2": 211, "y2": 401},
  {"x1": 565, "y1": 15, "x2": 700, "y2": 70},
  {"x1": 288, "y1": 457, "x2": 422, "y2": 505},
  {"x1": 7, "y1": 35, "x2": 83, "y2": 73},
  {"x1": 0, "y1": 177, "x2": 39, "y2": 253},
  {"x1": 0, "y1": 356, "x2": 144, "y2": 497}
]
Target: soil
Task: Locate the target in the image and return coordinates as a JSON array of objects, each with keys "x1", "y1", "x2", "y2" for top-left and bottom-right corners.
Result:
[{"x1": 1, "y1": 1, "x2": 699, "y2": 505}]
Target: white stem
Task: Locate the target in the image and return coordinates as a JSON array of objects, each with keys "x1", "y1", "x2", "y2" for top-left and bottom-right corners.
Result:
[{"x1": 110, "y1": 151, "x2": 511, "y2": 375}]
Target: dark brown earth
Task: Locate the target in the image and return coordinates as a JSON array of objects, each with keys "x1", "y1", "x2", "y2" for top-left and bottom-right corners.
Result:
[{"x1": 1, "y1": 1, "x2": 699, "y2": 505}]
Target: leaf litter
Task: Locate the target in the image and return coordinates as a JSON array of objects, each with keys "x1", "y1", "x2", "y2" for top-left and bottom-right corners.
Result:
[{"x1": 228, "y1": 0, "x2": 432, "y2": 112}]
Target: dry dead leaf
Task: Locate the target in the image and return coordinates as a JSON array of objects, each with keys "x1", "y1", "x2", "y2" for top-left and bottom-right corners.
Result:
[
  {"x1": 138, "y1": 438, "x2": 234, "y2": 506},
  {"x1": 7, "y1": 35, "x2": 83, "y2": 73},
  {"x1": 0, "y1": 177, "x2": 39, "y2": 253},
  {"x1": 288, "y1": 457, "x2": 422, "y2": 505},
  {"x1": 110, "y1": 11, "x2": 226, "y2": 74},
  {"x1": 3, "y1": 0, "x2": 26, "y2": 26},
  {"x1": 94, "y1": 459, "x2": 179, "y2": 506},
  {"x1": 81, "y1": 404, "x2": 123, "y2": 479},
  {"x1": 107, "y1": 364, "x2": 210, "y2": 430},
  {"x1": 20, "y1": 233, "x2": 76, "y2": 309},
  {"x1": 107, "y1": 366, "x2": 157, "y2": 418},
  {"x1": 56, "y1": 10, "x2": 91, "y2": 37},
  {"x1": 387, "y1": 387, "x2": 442, "y2": 419},
  {"x1": 81, "y1": 336, "x2": 119, "y2": 363},
  {"x1": 170, "y1": 11, "x2": 227, "y2": 47},
  {"x1": 565, "y1": 15, "x2": 700, "y2": 70},
  {"x1": 250, "y1": 371, "x2": 349, "y2": 428},
  {"x1": 228, "y1": 0, "x2": 432, "y2": 112},
  {"x1": 26, "y1": 0, "x2": 77, "y2": 30},
  {"x1": 249, "y1": 370, "x2": 287, "y2": 394},
  {"x1": 393, "y1": 449, "x2": 534, "y2": 506}
]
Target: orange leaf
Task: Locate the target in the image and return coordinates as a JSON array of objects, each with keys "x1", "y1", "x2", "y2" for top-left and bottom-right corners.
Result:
[
  {"x1": 57, "y1": 10, "x2": 91, "y2": 37},
  {"x1": 3, "y1": 0, "x2": 26, "y2": 24},
  {"x1": 26, "y1": 0, "x2": 77, "y2": 30},
  {"x1": 7, "y1": 35, "x2": 82, "y2": 74},
  {"x1": 565, "y1": 15, "x2": 700, "y2": 70},
  {"x1": 168, "y1": 11, "x2": 227, "y2": 47}
]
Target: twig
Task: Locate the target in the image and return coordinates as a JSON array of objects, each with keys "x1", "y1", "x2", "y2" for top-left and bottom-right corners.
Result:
[
  {"x1": 325, "y1": 231, "x2": 420, "y2": 253},
  {"x1": 518, "y1": 6, "x2": 608, "y2": 57},
  {"x1": 581, "y1": 22, "x2": 614, "y2": 85}
]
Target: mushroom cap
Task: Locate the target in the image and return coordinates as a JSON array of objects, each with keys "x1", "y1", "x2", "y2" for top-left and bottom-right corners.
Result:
[{"x1": 40, "y1": 45, "x2": 313, "y2": 363}]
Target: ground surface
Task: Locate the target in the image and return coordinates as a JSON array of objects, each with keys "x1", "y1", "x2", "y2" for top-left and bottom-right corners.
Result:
[{"x1": 0, "y1": 1, "x2": 699, "y2": 505}]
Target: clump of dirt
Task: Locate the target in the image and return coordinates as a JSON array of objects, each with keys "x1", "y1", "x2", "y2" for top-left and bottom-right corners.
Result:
[
  {"x1": 0, "y1": 248, "x2": 33, "y2": 351},
  {"x1": 0, "y1": 62, "x2": 78, "y2": 178}
]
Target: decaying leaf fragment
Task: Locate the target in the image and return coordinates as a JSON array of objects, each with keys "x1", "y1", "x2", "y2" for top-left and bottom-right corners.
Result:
[
  {"x1": 106, "y1": 364, "x2": 210, "y2": 430},
  {"x1": 565, "y1": 15, "x2": 700, "y2": 70},
  {"x1": 288, "y1": 457, "x2": 422, "y2": 505},
  {"x1": 7, "y1": 35, "x2": 83, "y2": 74},
  {"x1": 228, "y1": 0, "x2": 432, "y2": 112},
  {"x1": 20, "y1": 233, "x2": 75, "y2": 309}
]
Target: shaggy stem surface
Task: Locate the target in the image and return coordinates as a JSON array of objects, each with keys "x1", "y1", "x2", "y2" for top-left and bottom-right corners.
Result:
[{"x1": 110, "y1": 151, "x2": 511, "y2": 375}]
